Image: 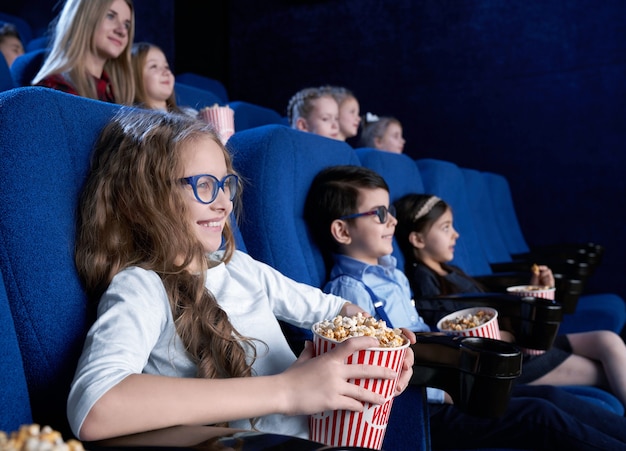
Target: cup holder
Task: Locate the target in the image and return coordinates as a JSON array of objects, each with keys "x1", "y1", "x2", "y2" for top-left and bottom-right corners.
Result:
[{"x1": 410, "y1": 333, "x2": 522, "y2": 417}]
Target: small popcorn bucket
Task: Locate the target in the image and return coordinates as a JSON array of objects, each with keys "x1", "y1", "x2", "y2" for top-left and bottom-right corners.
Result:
[
  {"x1": 507, "y1": 285, "x2": 556, "y2": 355},
  {"x1": 309, "y1": 325, "x2": 409, "y2": 450},
  {"x1": 506, "y1": 285, "x2": 556, "y2": 301},
  {"x1": 436, "y1": 307, "x2": 501, "y2": 340},
  {"x1": 198, "y1": 104, "x2": 235, "y2": 144}
]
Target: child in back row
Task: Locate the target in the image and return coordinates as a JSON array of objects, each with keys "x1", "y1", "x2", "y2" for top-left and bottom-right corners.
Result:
[
  {"x1": 360, "y1": 113, "x2": 405, "y2": 154},
  {"x1": 393, "y1": 193, "x2": 626, "y2": 403},
  {"x1": 0, "y1": 22, "x2": 25, "y2": 68},
  {"x1": 287, "y1": 86, "x2": 339, "y2": 140},
  {"x1": 304, "y1": 164, "x2": 626, "y2": 449},
  {"x1": 322, "y1": 85, "x2": 361, "y2": 142}
]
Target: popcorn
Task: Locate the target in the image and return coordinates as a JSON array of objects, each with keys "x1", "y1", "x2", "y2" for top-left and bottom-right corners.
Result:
[
  {"x1": 0, "y1": 424, "x2": 84, "y2": 451},
  {"x1": 313, "y1": 313, "x2": 405, "y2": 348},
  {"x1": 440, "y1": 309, "x2": 494, "y2": 331}
]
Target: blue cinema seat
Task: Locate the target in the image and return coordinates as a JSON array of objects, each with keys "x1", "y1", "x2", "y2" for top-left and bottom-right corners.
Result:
[
  {"x1": 176, "y1": 72, "x2": 229, "y2": 104},
  {"x1": 228, "y1": 126, "x2": 431, "y2": 451},
  {"x1": 0, "y1": 54, "x2": 14, "y2": 92},
  {"x1": 230, "y1": 100, "x2": 288, "y2": 133},
  {"x1": 0, "y1": 87, "x2": 121, "y2": 436},
  {"x1": 0, "y1": 270, "x2": 32, "y2": 432},
  {"x1": 10, "y1": 47, "x2": 47, "y2": 87},
  {"x1": 175, "y1": 81, "x2": 224, "y2": 110}
]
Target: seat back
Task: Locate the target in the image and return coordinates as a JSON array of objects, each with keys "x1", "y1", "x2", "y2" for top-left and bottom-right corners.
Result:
[
  {"x1": 356, "y1": 147, "x2": 426, "y2": 271},
  {"x1": 0, "y1": 269, "x2": 33, "y2": 432},
  {"x1": 230, "y1": 100, "x2": 288, "y2": 133},
  {"x1": 462, "y1": 167, "x2": 513, "y2": 264},
  {"x1": 415, "y1": 158, "x2": 493, "y2": 276},
  {"x1": 175, "y1": 82, "x2": 224, "y2": 110},
  {"x1": 0, "y1": 54, "x2": 13, "y2": 91},
  {"x1": 10, "y1": 48, "x2": 47, "y2": 87},
  {"x1": 483, "y1": 171, "x2": 531, "y2": 255},
  {"x1": 0, "y1": 87, "x2": 121, "y2": 435},
  {"x1": 228, "y1": 125, "x2": 361, "y2": 289},
  {"x1": 176, "y1": 72, "x2": 229, "y2": 103}
]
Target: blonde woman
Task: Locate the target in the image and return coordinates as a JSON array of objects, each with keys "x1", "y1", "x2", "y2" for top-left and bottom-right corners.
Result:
[{"x1": 32, "y1": 0, "x2": 135, "y2": 104}]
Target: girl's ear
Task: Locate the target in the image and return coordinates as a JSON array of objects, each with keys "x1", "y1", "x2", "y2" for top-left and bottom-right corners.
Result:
[
  {"x1": 408, "y1": 231, "x2": 426, "y2": 249},
  {"x1": 330, "y1": 219, "x2": 351, "y2": 245},
  {"x1": 295, "y1": 117, "x2": 309, "y2": 131},
  {"x1": 373, "y1": 136, "x2": 383, "y2": 148}
]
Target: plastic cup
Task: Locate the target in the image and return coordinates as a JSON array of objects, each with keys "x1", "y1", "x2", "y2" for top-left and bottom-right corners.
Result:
[
  {"x1": 436, "y1": 307, "x2": 501, "y2": 340},
  {"x1": 309, "y1": 324, "x2": 409, "y2": 450},
  {"x1": 507, "y1": 285, "x2": 556, "y2": 355},
  {"x1": 198, "y1": 105, "x2": 235, "y2": 144}
]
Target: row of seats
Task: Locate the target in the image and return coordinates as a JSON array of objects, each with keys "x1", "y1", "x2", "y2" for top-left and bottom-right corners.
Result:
[{"x1": 0, "y1": 87, "x2": 622, "y2": 449}]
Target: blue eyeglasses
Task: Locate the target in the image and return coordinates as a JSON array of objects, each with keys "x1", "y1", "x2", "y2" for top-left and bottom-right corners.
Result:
[
  {"x1": 339, "y1": 205, "x2": 396, "y2": 224},
  {"x1": 179, "y1": 174, "x2": 239, "y2": 204}
]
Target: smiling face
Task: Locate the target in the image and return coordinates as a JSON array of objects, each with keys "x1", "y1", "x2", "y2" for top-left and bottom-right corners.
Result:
[
  {"x1": 142, "y1": 46, "x2": 175, "y2": 110},
  {"x1": 412, "y1": 208, "x2": 459, "y2": 272},
  {"x1": 339, "y1": 187, "x2": 397, "y2": 265},
  {"x1": 337, "y1": 96, "x2": 361, "y2": 141},
  {"x1": 297, "y1": 95, "x2": 340, "y2": 139},
  {"x1": 93, "y1": 0, "x2": 132, "y2": 62},
  {"x1": 179, "y1": 135, "x2": 233, "y2": 255},
  {"x1": 375, "y1": 122, "x2": 405, "y2": 154}
]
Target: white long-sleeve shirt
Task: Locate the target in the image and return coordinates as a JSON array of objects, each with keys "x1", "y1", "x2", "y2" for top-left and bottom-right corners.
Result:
[{"x1": 68, "y1": 250, "x2": 346, "y2": 439}]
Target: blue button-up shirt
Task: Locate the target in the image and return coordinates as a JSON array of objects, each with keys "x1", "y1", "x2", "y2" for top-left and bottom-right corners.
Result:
[
  {"x1": 324, "y1": 253, "x2": 444, "y2": 404},
  {"x1": 324, "y1": 254, "x2": 430, "y2": 332}
]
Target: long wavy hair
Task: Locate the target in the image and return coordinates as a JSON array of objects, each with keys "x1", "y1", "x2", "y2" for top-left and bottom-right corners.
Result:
[
  {"x1": 75, "y1": 110, "x2": 255, "y2": 414},
  {"x1": 131, "y1": 42, "x2": 181, "y2": 112},
  {"x1": 33, "y1": 0, "x2": 135, "y2": 105}
]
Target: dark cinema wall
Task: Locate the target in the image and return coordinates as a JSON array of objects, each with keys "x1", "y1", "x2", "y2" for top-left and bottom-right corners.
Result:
[{"x1": 7, "y1": 1, "x2": 626, "y2": 300}]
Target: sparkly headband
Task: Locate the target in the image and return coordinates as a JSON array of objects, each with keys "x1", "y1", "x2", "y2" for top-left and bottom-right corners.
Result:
[{"x1": 413, "y1": 196, "x2": 441, "y2": 221}]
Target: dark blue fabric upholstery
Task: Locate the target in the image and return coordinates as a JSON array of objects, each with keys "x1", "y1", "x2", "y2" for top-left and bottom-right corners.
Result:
[
  {"x1": 0, "y1": 55, "x2": 14, "y2": 92},
  {"x1": 229, "y1": 100, "x2": 288, "y2": 133},
  {"x1": 176, "y1": 72, "x2": 229, "y2": 103},
  {"x1": 10, "y1": 48, "x2": 46, "y2": 88},
  {"x1": 0, "y1": 270, "x2": 32, "y2": 431},
  {"x1": 175, "y1": 81, "x2": 224, "y2": 110},
  {"x1": 228, "y1": 125, "x2": 361, "y2": 288},
  {"x1": 0, "y1": 87, "x2": 121, "y2": 436},
  {"x1": 482, "y1": 171, "x2": 530, "y2": 255}
]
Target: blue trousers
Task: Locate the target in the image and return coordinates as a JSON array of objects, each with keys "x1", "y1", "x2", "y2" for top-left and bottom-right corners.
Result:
[{"x1": 429, "y1": 385, "x2": 626, "y2": 450}]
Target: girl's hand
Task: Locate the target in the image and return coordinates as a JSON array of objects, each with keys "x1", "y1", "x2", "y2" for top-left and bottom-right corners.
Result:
[
  {"x1": 279, "y1": 336, "x2": 401, "y2": 416},
  {"x1": 530, "y1": 265, "x2": 555, "y2": 287}
]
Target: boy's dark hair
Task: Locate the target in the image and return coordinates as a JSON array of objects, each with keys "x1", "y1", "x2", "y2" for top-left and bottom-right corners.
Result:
[
  {"x1": 0, "y1": 23, "x2": 22, "y2": 43},
  {"x1": 304, "y1": 165, "x2": 389, "y2": 262}
]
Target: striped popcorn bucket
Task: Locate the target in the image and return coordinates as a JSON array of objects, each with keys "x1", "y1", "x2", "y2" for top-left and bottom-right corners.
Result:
[
  {"x1": 507, "y1": 285, "x2": 556, "y2": 355},
  {"x1": 198, "y1": 105, "x2": 235, "y2": 144},
  {"x1": 437, "y1": 307, "x2": 501, "y2": 340},
  {"x1": 309, "y1": 328, "x2": 409, "y2": 450}
]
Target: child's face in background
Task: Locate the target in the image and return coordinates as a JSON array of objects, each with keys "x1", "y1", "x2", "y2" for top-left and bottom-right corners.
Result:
[
  {"x1": 0, "y1": 36, "x2": 24, "y2": 68},
  {"x1": 418, "y1": 208, "x2": 459, "y2": 266},
  {"x1": 338, "y1": 97, "x2": 361, "y2": 141},
  {"x1": 142, "y1": 47, "x2": 174, "y2": 109},
  {"x1": 375, "y1": 122, "x2": 405, "y2": 154},
  {"x1": 342, "y1": 188, "x2": 397, "y2": 265},
  {"x1": 179, "y1": 135, "x2": 233, "y2": 255},
  {"x1": 301, "y1": 95, "x2": 340, "y2": 139},
  {"x1": 94, "y1": 0, "x2": 132, "y2": 61}
]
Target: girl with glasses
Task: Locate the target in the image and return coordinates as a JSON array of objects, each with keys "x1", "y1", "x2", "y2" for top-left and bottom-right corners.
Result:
[{"x1": 69, "y1": 109, "x2": 415, "y2": 442}]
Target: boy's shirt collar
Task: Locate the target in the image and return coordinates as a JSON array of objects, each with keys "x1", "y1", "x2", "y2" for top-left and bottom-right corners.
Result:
[{"x1": 330, "y1": 253, "x2": 398, "y2": 278}]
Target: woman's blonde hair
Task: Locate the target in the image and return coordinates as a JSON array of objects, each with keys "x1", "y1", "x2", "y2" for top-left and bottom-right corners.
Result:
[
  {"x1": 131, "y1": 42, "x2": 180, "y2": 112},
  {"x1": 33, "y1": 0, "x2": 135, "y2": 105},
  {"x1": 75, "y1": 110, "x2": 253, "y2": 410}
]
